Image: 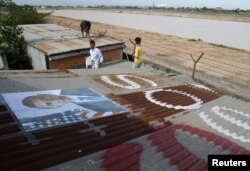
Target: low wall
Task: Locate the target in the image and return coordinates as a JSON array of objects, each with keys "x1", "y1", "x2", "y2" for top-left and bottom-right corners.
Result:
[{"x1": 50, "y1": 48, "x2": 123, "y2": 70}]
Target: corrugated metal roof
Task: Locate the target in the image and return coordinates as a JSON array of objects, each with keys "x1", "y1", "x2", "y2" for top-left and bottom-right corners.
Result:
[
  {"x1": 20, "y1": 24, "x2": 124, "y2": 56},
  {"x1": 44, "y1": 88, "x2": 250, "y2": 171},
  {"x1": 1, "y1": 63, "x2": 249, "y2": 171},
  {"x1": 169, "y1": 95, "x2": 250, "y2": 149},
  {"x1": 45, "y1": 123, "x2": 249, "y2": 171},
  {"x1": 110, "y1": 85, "x2": 221, "y2": 123},
  {"x1": 0, "y1": 85, "x2": 221, "y2": 171},
  {"x1": 0, "y1": 106, "x2": 153, "y2": 170}
]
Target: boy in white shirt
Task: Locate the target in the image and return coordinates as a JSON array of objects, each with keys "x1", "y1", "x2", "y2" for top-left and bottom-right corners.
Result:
[{"x1": 86, "y1": 40, "x2": 104, "y2": 69}]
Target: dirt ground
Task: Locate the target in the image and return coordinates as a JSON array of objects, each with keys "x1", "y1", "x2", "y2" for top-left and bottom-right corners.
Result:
[{"x1": 48, "y1": 16, "x2": 250, "y2": 100}]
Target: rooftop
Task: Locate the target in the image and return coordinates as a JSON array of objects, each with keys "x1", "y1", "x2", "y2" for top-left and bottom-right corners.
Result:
[
  {"x1": 20, "y1": 24, "x2": 124, "y2": 56},
  {"x1": 0, "y1": 61, "x2": 249, "y2": 171},
  {"x1": 0, "y1": 62, "x2": 182, "y2": 95}
]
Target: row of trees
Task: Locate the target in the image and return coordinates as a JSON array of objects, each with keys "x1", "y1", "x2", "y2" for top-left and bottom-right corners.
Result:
[
  {"x1": 49, "y1": 5, "x2": 248, "y2": 14},
  {"x1": 0, "y1": 0, "x2": 50, "y2": 69}
]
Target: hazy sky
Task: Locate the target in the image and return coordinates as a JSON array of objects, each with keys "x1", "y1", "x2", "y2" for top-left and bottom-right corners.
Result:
[{"x1": 12, "y1": 0, "x2": 250, "y2": 10}]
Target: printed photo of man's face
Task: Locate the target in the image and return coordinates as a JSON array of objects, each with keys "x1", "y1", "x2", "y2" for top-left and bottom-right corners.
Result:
[{"x1": 22, "y1": 94, "x2": 73, "y2": 109}]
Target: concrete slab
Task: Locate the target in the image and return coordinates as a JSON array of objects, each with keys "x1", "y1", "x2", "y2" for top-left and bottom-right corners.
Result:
[{"x1": 0, "y1": 61, "x2": 182, "y2": 96}]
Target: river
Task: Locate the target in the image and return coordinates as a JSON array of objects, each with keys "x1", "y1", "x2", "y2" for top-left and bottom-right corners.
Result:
[{"x1": 51, "y1": 10, "x2": 250, "y2": 51}]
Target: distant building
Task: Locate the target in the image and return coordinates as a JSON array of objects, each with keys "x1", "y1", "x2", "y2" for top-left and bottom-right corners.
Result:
[
  {"x1": 215, "y1": 7, "x2": 223, "y2": 11},
  {"x1": 156, "y1": 4, "x2": 167, "y2": 8},
  {"x1": 20, "y1": 24, "x2": 124, "y2": 70}
]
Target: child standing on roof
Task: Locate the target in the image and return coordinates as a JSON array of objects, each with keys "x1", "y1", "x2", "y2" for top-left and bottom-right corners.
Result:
[
  {"x1": 133, "y1": 37, "x2": 143, "y2": 68},
  {"x1": 80, "y1": 20, "x2": 91, "y2": 38},
  {"x1": 86, "y1": 40, "x2": 104, "y2": 69}
]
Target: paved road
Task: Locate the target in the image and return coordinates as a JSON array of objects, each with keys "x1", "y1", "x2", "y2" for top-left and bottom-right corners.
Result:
[{"x1": 51, "y1": 10, "x2": 250, "y2": 51}]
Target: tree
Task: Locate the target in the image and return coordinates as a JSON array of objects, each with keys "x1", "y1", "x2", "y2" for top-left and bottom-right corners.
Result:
[
  {"x1": 0, "y1": 15, "x2": 32, "y2": 69},
  {"x1": 234, "y1": 8, "x2": 240, "y2": 13},
  {"x1": 0, "y1": 0, "x2": 14, "y2": 7},
  {"x1": 202, "y1": 7, "x2": 208, "y2": 11},
  {"x1": 7, "y1": 4, "x2": 51, "y2": 24}
]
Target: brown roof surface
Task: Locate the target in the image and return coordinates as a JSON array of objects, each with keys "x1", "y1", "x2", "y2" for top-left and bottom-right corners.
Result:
[
  {"x1": 44, "y1": 86, "x2": 250, "y2": 171},
  {"x1": 20, "y1": 24, "x2": 124, "y2": 56},
  {"x1": 45, "y1": 124, "x2": 249, "y2": 171},
  {"x1": 110, "y1": 85, "x2": 221, "y2": 123}
]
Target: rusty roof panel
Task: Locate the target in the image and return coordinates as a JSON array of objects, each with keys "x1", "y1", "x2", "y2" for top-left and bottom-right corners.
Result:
[
  {"x1": 0, "y1": 107, "x2": 155, "y2": 170},
  {"x1": 57, "y1": 40, "x2": 79, "y2": 47},
  {"x1": 0, "y1": 85, "x2": 221, "y2": 170},
  {"x1": 111, "y1": 85, "x2": 221, "y2": 122},
  {"x1": 34, "y1": 43, "x2": 57, "y2": 52},
  {"x1": 20, "y1": 24, "x2": 124, "y2": 56},
  {"x1": 45, "y1": 123, "x2": 250, "y2": 171}
]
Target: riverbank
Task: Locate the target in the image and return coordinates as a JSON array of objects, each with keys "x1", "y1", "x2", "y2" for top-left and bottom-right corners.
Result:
[
  {"x1": 42, "y1": 8, "x2": 250, "y2": 23},
  {"x1": 104, "y1": 8, "x2": 250, "y2": 23}
]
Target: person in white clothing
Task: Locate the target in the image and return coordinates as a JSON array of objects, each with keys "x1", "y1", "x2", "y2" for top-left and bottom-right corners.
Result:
[{"x1": 86, "y1": 40, "x2": 104, "y2": 69}]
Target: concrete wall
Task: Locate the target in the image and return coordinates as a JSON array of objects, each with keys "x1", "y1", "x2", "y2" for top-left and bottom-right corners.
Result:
[
  {"x1": 0, "y1": 55, "x2": 9, "y2": 70},
  {"x1": 51, "y1": 48, "x2": 123, "y2": 70},
  {"x1": 27, "y1": 46, "x2": 47, "y2": 70},
  {"x1": 0, "y1": 55, "x2": 4, "y2": 70}
]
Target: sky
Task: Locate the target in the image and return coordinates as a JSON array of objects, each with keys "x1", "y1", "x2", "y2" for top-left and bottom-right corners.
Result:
[{"x1": 12, "y1": 0, "x2": 250, "y2": 10}]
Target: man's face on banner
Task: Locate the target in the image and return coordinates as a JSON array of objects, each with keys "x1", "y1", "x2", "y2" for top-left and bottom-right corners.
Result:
[{"x1": 22, "y1": 94, "x2": 73, "y2": 109}]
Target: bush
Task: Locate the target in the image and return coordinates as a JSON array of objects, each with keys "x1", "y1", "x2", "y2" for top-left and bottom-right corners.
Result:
[
  {"x1": 7, "y1": 4, "x2": 51, "y2": 24},
  {"x1": 0, "y1": 1, "x2": 50, "y2": 69},
  {"x1": 0, "y1": 0, "x2": 14, "y2": 7},
  {"x1": 0, "y1": 15, "x2": 32, "y2": 69}
]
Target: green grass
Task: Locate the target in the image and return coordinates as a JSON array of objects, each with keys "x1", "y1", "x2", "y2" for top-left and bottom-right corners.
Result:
[
  {"x1": 209, "y1": 43, "x2": 247, "y2": 52},
  {"x1": 157, "y1": 53, "x2": 168, "y2": 57}
]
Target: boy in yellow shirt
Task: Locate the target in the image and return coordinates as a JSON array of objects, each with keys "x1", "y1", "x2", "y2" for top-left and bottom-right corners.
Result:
[{"x1": 133, "y1": 37, "x2": 143, "y2": 68}]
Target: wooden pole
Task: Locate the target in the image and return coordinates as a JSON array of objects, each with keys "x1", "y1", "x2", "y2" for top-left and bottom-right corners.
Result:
[
  {"x1": 190, "y1": 53, "x2": 205, "y2": 80},
  {"x1": 129, "y1": 38, "x2": 135, "y2": 45}
]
